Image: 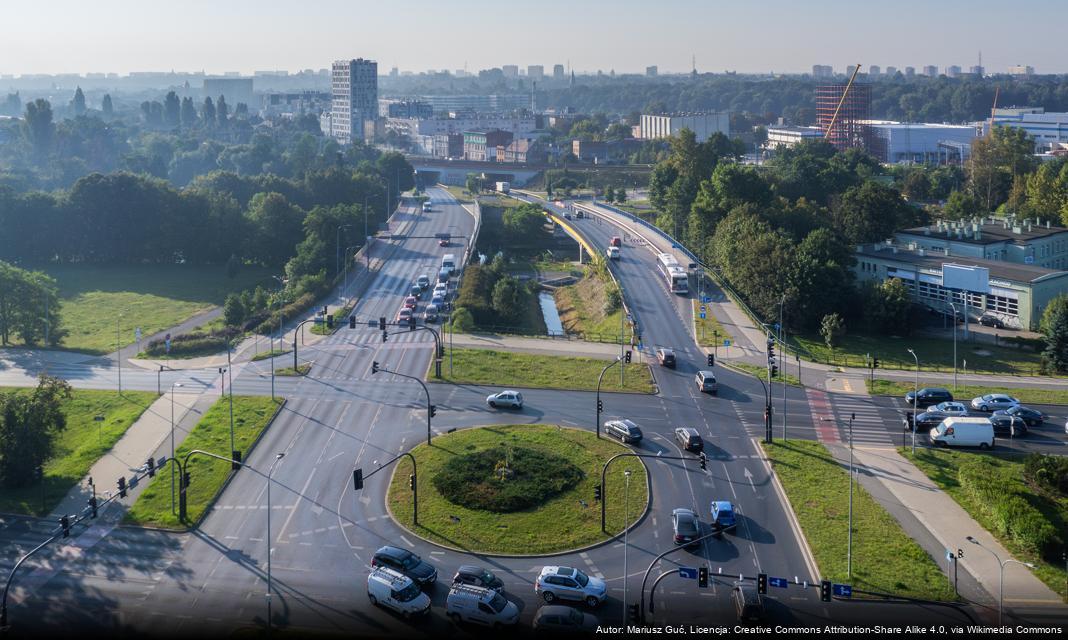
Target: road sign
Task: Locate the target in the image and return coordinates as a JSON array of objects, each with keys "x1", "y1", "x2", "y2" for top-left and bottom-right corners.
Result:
[
  {"x1": 678, "y1": 567, "x2": 698, "y2": 580},
  {"x1": 702, "y1": 296, "x2": 711, "y2": 304},
  {"x1": 768, "y1": 576, "x2": 788, "y2": 589},
  {"x1": 699, "y1": 313, "x2": 706, "y2": 319},
  {"x1": 774, "y1": 323, "x2": 781, "y2": 331},
  {"x1": 700, "y1": 305, "x2": 707, "y2": 313},
  {"x1": 1025, "y1": 256, "x2": 1035, "y2": 264},
  {"x1": 723, "y1": 339, "x2": 731, "y2": 347},
  {"x1": 832, "y1": 583, "x2": 852, "y2": 598},
  {"x1": 135, "y1": 327, "x2": 142, "y2": 341}
]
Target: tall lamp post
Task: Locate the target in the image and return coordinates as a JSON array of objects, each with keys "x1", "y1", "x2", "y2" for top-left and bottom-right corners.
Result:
[
  {"x1": 907, "y1": 348, "x2": 919, "y2": 454},
  {"x1": 948, "y1": 302, "x2": 959, "y2": 392},
  {"x1": 335, "y1": 224, "x2": 352, "y2": 279},
  {"x1": 779, "y1": 294, "x2": 787, "y2": 441},
  {"x1": 966, "y1": 536, "x2": 1035, "y2": 625},
  {"x1": 266, "y1": 452, "x2": 286, "y2": 635},
  {"x1": 116, "y1": 313, "x2": 123, "y2": 393},
  {"x1": 169, "y1": 381, "x2": 183, "y2": 515},
  {"x1": 622, "y1": 469, "x2": 632, "y2": 623}
]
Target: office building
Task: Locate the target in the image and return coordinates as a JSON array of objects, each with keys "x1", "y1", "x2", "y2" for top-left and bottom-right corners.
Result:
[
  {"x1": 970, "y1": 65, "x2": 985, "y2": 77},
  {"x1": 923, "y1": 65, "x2": 938, "y2": 77},
  {"x1": 764, "y1": 126, "x2": 824, "y2": 149},
  {"x1": 885, "y1": 66, "x2": 898, "y2": 77},
  {"x1": 905, "y1": 66, "x2": 916, "y2": 77},
  {"x1": 502, "y1": 65, "x2": 519, "y2": 78},
  {"x1": 431, "y1": 133, "x2": 464, "y2": 159},
  {"x1": 987, "y1": 107, "x2": 1068, "y2": 151},
  {"x1": 812, "y1": 65, "x2": 834, "y2": 79},
  {"x1": 527, "y1": 65, "x2": 544, "y2": 80},
  {"x1": 894, "y1": 217, "x2": 1068, "y2": 269},
  {"x1": 203, "y1": 77, "x2": 254, "y2": 107},
  {"x1": 869, "y1": 65, "x2": 881, "y2": 77},
  {"x1": 639, "y1": 112, "x2": 730, "y2": 142},
  {"x1": 380, "y1": 99, "x2": 433, "y2": 119},
  {"x1": 646, "y1": 65, "x2": 658, "y2": 77},
  {"x1": 946, "y1": 65, "x2": 962, "y2": 78},
  {"x1": 463, "y1": 130, "x2": 514, "y2": 161},
  {"x1": 1008, "y1": 65, "x2": 1035, "y2": 77},
  {"x1": 868, "y1": 121, "x2": 979, "y2": 164},
  {"x1": 330, "y1": 58, "x2": 378, "y2": 144},
  {"x1": 553, "y1": 64, "x2": 565, "y2": 80}
]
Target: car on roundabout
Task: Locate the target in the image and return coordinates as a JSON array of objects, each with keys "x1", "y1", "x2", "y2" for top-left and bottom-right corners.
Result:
[
  {"x1": 487, "y1": 390, "x2": 523, "y2": 410},
  {"x1": 927, "y1": 401, "x2": 968, "y2": 416},
  {"x1": 534, "y1": 566, "x2": 607, "y2": 607},
  {"x1": 672, "y1": 507, "x2": 700, "y2": 547},
  {"x1": 452, "y1": 565, "x2": 504, "y2": 593}
]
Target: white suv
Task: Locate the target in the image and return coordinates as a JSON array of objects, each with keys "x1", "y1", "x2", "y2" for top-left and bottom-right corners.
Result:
[
  {"x1": 367, "y1": 566, "x2": 431, "y2": 618},
  {"x1": 535, "y1": 566, "x2": 607, "y2": 607},
  {"x1": 445, "y1": 584, "x2": 519, "y2": 627}
]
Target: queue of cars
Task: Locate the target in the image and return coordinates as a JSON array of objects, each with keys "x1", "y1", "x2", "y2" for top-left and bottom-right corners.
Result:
[
  {"x1": 903, "y1": 388, "x2": 1050, "y2": 446},
  {"x1": 397, "y1": 254, "x2": 458, "y2": 325}
]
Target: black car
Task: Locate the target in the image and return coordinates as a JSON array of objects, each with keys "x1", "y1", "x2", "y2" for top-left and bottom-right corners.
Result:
[
  {"x1": 905, "y1": 387, "x2": 953, "y2": 407},
  {"x1": 903, "y1": 411, "x2": 950, "y2": 432},
  {"x1": 675, "y1": 427, "x2": 704, "y2": 453},
  {"x1": 993, "y1": 405, "x2": 1045, "y2": 427},
  {"x1": 656, "y1": 348, "x2": 677, "y2": 368},
  {"x1": 372, "y1": 545, "x2": 437, "y2": 587},
  {"x1": 452, "y1": 565, "x2": 504, "y2": 593},
  {"x1": 990, "y1": 414, "x2": 1028, "y2": 437},
  {"x1": 979, "y1": 315, "x2": 1006, "y2": 329}
]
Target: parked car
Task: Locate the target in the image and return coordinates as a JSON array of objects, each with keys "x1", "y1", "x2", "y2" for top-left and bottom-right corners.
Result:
[
  {"x1": 970, "y1": 394, "x2": 1020, "y2": 412},
  {"x1": 366, "y1": 566, "x2": 431, "y2": 618},
  {"x1": 603, "y1": 419, "x2": 643, "y2": 444},
  {"x1": 990, "y1": 414, "x2": 1029, "y2": 437},
  {"x1": 675, "y1": 427, "x2": 704, "y2": 453},
  {"x1": 371, "y1": 545, "x2": 437, "y2": 587},
  {"x1": 452, "y1": 565, "x2": 504, "y2": 593},
  {"x1": 710, "y1": 500, "x2": 737, "y2": 534},
  {"x1": 606, "y1": 246, "x2": 620, "y2": 260},
  {"x1": 532, "y1": 605, "x2": 598, "y2": 635},
  {"x1": 695, "y1": 371, "x2": 717, "y2": 394},
  {"x1": 396, "y1": 308, "x2": 413, "y2": 323},
  {"x1": 993, "y1": 405, "x2": 1045, "y2": 427},
  {"x1": 929, "y1": 416, "x2": 995, "y2": 449},
  {"x1": 423, "y1": 304, "x2": 439, "y2": 323},
  {"x1": 416, "y1": 274, "x2": 431, "y2": 290},
  {"x1": 656, "y1": 348, "x2": 677, "y2": 368},
  {"x1": 979, "y1": 314, "x2": 1006, "y2": 328},
  {"x1": 731, "y1": 581, "x2": 765, "y2": 622},
  {"x1": 487, "y1": 390, "x2": 523, "y2": 409},
  {"x1": 926, "y1": 401, "x2": 968, "y2": 416},
  {"x1": 905, "y1": 387, "x2": 953, "y2": 407},
  {"x1": 534, "y1": 566, "x2": 607, "y2": 607},
  {"x1": 671, "y1": 508, "x2": 700, "y2": 546},
  {"x1": 445, "y1": 584, "x2": 519, "y2": 627}
]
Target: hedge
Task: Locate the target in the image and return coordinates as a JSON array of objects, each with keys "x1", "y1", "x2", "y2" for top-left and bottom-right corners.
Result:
[{"x1": 958, "y1": 459, "x2": 1060, "y2": 556}]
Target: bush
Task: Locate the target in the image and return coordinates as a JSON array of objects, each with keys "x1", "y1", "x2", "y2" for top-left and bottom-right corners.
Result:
[
  {"x1": 603, "y1": 284, "x2": 622, "y2": 314},
  {"x1": 958, "y1": 459, "x2": 1063, "y2": 556},
  {"x1": 1023, "y1": 453, "x2": 1068, "y2": 495},
  {"x1": 432, "y1": 446, "x2": 583, "y2": 512},
  {"x1": 450, "y1": 307, "x2": 475, "y2": 332},
  {"x1": 144, "y1": 326, "x2": 240, "y2": 357}
]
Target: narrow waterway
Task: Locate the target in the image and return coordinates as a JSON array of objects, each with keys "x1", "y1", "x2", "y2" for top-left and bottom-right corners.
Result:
[{"x1": 538, "y1": 291, "x2": 565, "y2": 337}]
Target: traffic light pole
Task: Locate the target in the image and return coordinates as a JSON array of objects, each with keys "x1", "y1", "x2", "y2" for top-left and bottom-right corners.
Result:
[
  {"x1": 638, "y1": 532, "x2": 721, "y2": 623},
  {"x1": 600, "y1": 452, "x2": 694, "y2": 533},
  {"x1": 595, "y1": 357, "x2": 622, "y2": 440},
  {"x1": 366, "y1": 320, "x2": 443, "y2": 378},
  {"x1": 360, "y1": 451, "x2": 418, "y2": 526},
  {"x1": 372, "y1": 363, "x2": 434, "y2": 445},
  {"x1": 647, "y1": 569, "x2": 682, "y2": 617}
]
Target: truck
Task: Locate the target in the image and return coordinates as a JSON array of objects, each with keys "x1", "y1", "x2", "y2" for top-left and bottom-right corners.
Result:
[{"x1": 495, "y1": 181, "x2": 510, "y2": 194}]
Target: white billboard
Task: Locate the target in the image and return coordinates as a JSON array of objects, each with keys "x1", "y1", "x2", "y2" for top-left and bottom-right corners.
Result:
[{"x1": 941, "y1": 263, "x2": 990, "y2": 293}]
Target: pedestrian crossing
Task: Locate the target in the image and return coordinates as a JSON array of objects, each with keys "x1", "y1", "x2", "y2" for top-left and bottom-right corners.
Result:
[{"x1": 827, "y1": 394, "x2": 896, "y2": 448}]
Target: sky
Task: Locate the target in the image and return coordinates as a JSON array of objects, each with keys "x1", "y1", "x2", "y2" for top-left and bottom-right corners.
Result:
[{"x1": 2, "y1": 0, "x2": 1065, "y2": 76}]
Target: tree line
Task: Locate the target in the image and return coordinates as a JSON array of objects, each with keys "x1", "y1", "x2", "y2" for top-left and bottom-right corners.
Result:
[{"x1": 0, "y1": 261, "x2": 63, "y2": 347}]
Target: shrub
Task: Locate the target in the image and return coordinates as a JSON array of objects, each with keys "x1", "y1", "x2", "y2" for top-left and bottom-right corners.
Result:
[
  {"x1": 958, "y1": 459, "x2": 1062, "y2": 556},
  {"x1": 1023, "y1": 453, "x2": 1068, "y2": 496},
  {"x1": 432, "y1": 446, "x2": 583, "y2": 512}
]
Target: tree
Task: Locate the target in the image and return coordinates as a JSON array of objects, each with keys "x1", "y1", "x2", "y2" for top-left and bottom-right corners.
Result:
[
  {"x1": 968, "y1": 125, "x2": 1038, "y2": 211},
  {"x1": 244, "y1": 192, "x2": 305, "y2": 266},
  {"x1": 376, "y1": 151, "x2": 415, "y2": 194},
  {"x1": 101, "y1": 94, "x2": 113, "y2": 119},
  {"x1": 180, "y1": 96, "x2": 197, "y2": 128},
  {"x1": 71, "y1": 87, "x2": 86, "y2": 116},
  {"x1": 820, "y1": 313, "x2": 846, "y2": 359},
  {"x1": 1040, "y1": 294, "x2": 1068, "y2": 374},
  {"x1": 22, "y1": 99, "x2": 55, "y2": 160},
  {"x1": 491, "y1": 276, "x2": 524, "y2": 324},
  {"x1": 901, "y1": 170, "x2": 932, "y2": 201},
  {"x1": 603, "y1": 186, "x2": 615, "y2": 202},
  {"x1": 0, "y1": 375, "x2": 72, "y2": 488},
  {"x1": 223, "y1": 293, "x2": 246, "y2": 327},
  {"x1": 831, "y1": 181, "x2": 917, "y2": 245},
  {"x1": 216, "y1": 96, "x2": 229, "y2": 126},
  {"x1": 1024, "y1": 161, "x2": 1068, "y2": 222},
  {"x1": 863, "y1": 278, "x2": 912, "y2": 335},
  {"x1": 450, "y1": 307, "x2": 475, "y2": 332},
  {"x1": 201, "y1": 97, "x2": 216, "y2": 125},
  {"x1": 502, "y1": 203, "x2": 547, "y2": 245},
  {"x1": 616, "y1": 187, "x2": 627, "y2": 204},
  {"x1": 0, "y1": 261, "x2": 62, "y2": 346},
  {"x1": 943, "y1": 190, "x2": 982, "y2": 219}
]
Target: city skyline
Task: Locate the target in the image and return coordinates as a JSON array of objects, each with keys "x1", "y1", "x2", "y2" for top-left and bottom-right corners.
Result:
[{"x1": 2, "y1": 0, "x2": 1065, "y2": 76}]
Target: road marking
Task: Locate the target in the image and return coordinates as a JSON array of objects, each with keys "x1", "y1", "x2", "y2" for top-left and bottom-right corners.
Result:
[{"x1": 400, "y1": 535, "x2": 414, "y2": 548}]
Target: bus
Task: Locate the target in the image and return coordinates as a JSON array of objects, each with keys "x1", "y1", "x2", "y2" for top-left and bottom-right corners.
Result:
[{"x1": 657, "y1": 253, "x2": 689, "y2": 294}]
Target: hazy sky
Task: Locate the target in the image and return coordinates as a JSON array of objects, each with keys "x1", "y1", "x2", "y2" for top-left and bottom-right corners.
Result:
[{"x1": 2, "y1": 0, "x2": 1065, "y2": 75}]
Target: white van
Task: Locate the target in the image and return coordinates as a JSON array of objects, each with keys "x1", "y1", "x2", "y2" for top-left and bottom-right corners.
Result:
[
  {"x1": 367, "y1": 566, "x2": 431, "y2": 618},
  {"x1": 445, "y1": 584, "x2": 520, "y2": 627},
  {"x1": 422, "y1": 201, "x2": 432, "y2": 213},
  {"x1": 929, "y1": 416, "x2": 995, "y2": 449},
  {"x1": 441, "y1": 253, "x2": 457, "y2": 274}
]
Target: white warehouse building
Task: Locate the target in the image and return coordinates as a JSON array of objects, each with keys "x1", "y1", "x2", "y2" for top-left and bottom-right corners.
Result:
[
  {"x1": 868, "y1": 121, "x2": 979, "y2": 164},
  {"x1": 640, "y1": 112, "x2": 730, "y2": 142},
  {"x1": 985, "y1": 107, "x2": 1068, "y2": 152}
]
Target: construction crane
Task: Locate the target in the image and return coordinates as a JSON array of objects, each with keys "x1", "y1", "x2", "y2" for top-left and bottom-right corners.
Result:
[
  {"x1": 987, "y1": 86, "x2": 1000, "y2": 138},
  {"x1": 824, "y1": 63, "x2": 861, "y2": 142}
]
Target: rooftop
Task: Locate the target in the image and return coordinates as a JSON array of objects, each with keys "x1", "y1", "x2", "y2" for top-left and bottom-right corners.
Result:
[
  {"x1": 897, "y1": 217, "x2": 1068, "y2": 246},
  {"x1": 857, "y1": 243, "x2": 1067, "y2": 284}
]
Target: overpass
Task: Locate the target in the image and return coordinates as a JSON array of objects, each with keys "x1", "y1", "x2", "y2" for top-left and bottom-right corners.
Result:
[{"x1": 409, "y1": 156, "x2": 654, "y2": 188}]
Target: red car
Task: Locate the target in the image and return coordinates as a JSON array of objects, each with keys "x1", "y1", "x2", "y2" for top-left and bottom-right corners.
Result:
[
  {"x1": 396, "y1": 308, "x2": 413, "y2": 322},
  {"x1": 403, "y1": 296, "x2": 418, "y2": 309}
]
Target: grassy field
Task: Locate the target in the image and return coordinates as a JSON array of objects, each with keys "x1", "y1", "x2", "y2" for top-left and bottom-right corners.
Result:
[
  {"x1": 435, "y1": 347, "x2": 655, "y2": 393},
  {"x1": 442, "y1": 186, "x2": 473, "y2": 203},
  {"x1": 693, "y1": 299, "x2": 733, "y2": 348},
  {"x1": 251, "y1": 348, "x2": 290, "y2": 362},
  {"x1": 33, "y1": 264, "x2": 274, "y2": 354},
  {"x1": 763, "y1": 440, "x2": 957, "y2": 601},
  {"x1": 124, "y1": 396, "x2": 282, "y2": 528},
  {"x1": 0, "y1": 389, "x2": 156, "y2": 515},
  {"x1": 867, "y1": 378, "x2": 1068, "y2": 405},
  {"x1": 387, "y1": 424, "x2": 648, "y2": 553},
  {"x1": 554, "y1": 274, "x2": 632, "y2": 343},
  {"x1": 727, "y1": 361, "x2": 802, "y2": 387},
  {"x1": 904, "y1": 448, "x2": 1067, "y2": 600},
  {"x1": 792, "y1": 332, "x2": 1046, "y2": 377}
]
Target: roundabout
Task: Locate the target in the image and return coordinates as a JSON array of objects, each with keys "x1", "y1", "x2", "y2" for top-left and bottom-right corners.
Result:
[{"x1": 386, "y1": 424, "x2": 649, "y2": 555}]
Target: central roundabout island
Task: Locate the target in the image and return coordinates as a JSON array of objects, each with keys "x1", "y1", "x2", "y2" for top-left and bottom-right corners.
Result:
[{"x1": 386, "y1": 424, "x2": 649, "y2": 555}]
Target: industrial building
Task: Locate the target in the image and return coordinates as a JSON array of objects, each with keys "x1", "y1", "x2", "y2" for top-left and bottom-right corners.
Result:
[
  {"x1": 329, "y1": 58, "x2": 377, "y2": 144},
  {"x1": 816, "y1": 82, "x2": 874, "y2": 152},
  {"x1": 203, "y1": 78, "x2": 254, "y2": 108},
  {"x1": 986, "y1": 107, "x2": 1068, "y2": 152},
  {"x1": 639, "y1": 112, "x2": 729, "y2": 142},
  {"x1": 379, "y1": 99, "x2": 433, "y2": 119},
  {"x1": 764, "y1": 125, "x2": 823, "y2": 149},
  {"x1": 895, "y1": 217, "x2": 1068, "y2": 270},
  {"x1": 868, "y1": 121, "x2": 979, "y2": 164}
]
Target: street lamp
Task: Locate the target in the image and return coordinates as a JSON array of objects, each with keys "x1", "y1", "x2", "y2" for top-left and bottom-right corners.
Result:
[
  {"x1": 266, "y1": 452, "x2": 286, "y2": 634},
  {"x1": 169, "y1": 381, "x2": 183, "y2": 515},
  {"x1": 948, "y1": 302, "x2": 959, "y2": 391},
  {"x1": 622, "y1": 469, "x2": 632, "y2": 622},
  {"x1": 966, "y1": 536, "x2": 1035, "y2": 625},
  {"x1": 907, "y1": 348, "x2": 919, "y2": 454},
  {"x1": 779, "y1": 294, "x2": 787, "y2": 441},
  {"x1": 822, "y1": 413, "x2": 855, "y2": 577},
  {"x1": 116, "y1": 313, "x2": 123, "y2": 393},
  {"x1": 335, "y1": 224, "x2": 352, "y2": 278}
]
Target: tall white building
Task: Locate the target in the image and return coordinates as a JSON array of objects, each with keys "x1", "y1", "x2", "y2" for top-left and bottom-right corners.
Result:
[
  {"x1": 553, "y1": 64, "x2": 565, "y2": 80},
  {"x1": 1008, "y1": 65, "x2": 1035, "y2": 77},
  {"x1": 946, "y1": 65, "x2": 962, "y2": 78},
  {"x1": 329, "y1": 58, "x2": 377, "y2": 144},
  {"x1": 527, "y1": 65, "x2": 544, "y2": 80},
  {"x1": 502, "y1": 65, "x2": 519, "y2": 78},
  {"x1": 923, "y1": 65, "x2": 938, "y2": 77},
  {"x1": 640, "y1": 112, "x2": 730, "y2": 142}
]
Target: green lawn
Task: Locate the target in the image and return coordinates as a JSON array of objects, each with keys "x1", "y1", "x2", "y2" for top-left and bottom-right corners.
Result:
[
  {"x1": 124, "y1": 396, "x2": 282, "y2": 528},
  {"x1": 555, "y1": 275, "x2": 632, "y2": 343},
  {"x1": 386, "y1": 424, "x2": 648, "y2": 553},
  {"x1": 0, "y1": 389, "x2": 156, "y2": 516},
  {"x1": 904, "y1": 448, "x2": 1067, "y2": 601},
  {"x1": 727, "y1": 361, "x2": 801, "y2": 387},
  {"x1": 275, "y1": 364, "x2": 311, "y2": 377},
  {"x1": 792, "y1": 332, "x2": 1047, "y2": 377},
  {"x1": 442, "y1": 186, "x2": 473, "y2": 203},
  {"x1": 251, "y1": 348, "x2": 290, "y2": 362},
  {"x1": 867, "y1": 378, "x2": 1068, "y2": 405},
  {"x1": 693, "y1": 299, "x2": 733, "y2": 347},
  {"x1": 34, "y1": 263, "x2": 275, "y2": 354},
  {"x1": 763, "y1": 440, "x2": 957, "y2": 601},
  {"x1": 435, "y1": 347, "x2": 655, "y2": 393}
]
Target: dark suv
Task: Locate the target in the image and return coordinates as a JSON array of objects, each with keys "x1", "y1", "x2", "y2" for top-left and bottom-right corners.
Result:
[
  {"x1": 990, "y1": 414, "x2": 1028, "y2": 437},
  {"x1": 656, "y1": 348, "x2": 677, "y2": 368},
  {"x1": 905, "y1": 387, "x2": 953, "y2": 407},
  {"x1": 372, "y1": 545, "x2": 437, "y2": 587},
  {"x1": 903, "y1": 411, "x2": 950, "y2": 432},
  {"x1": 675, "y1": 427, "x2": 704, "y2": 452}
]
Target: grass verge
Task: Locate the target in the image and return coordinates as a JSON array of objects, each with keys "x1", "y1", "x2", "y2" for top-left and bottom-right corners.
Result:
[
  {"x1": 442, "y1": 186, "x2": 473, "y2": 203},
  {"x1": 727, "y1": 361, "x2": 801, "y2": 386},
  {"x1": 555, "y1": 274, "x2": 631, "y2": 343},
  {"x1": 0, "y1": 389, "x2": 156, "y2": 516},
  {"x1": 435, "y1": 347, "x2": 654, "y2": 393},
  {"x1": 903, "y1": 448, "x2": 1067, "y2": 601},
  {"x1": 387, "y1": 424, "x2": 648, "y2": 554},
  {"x1": 867, "y1": 379, "x2": 1068, "y2": 405},
  {"x1": 251, "y1": 349, "x2": 290, "y2": 362},
  {"x1": 693, "y1": 299, "x2": 733, "y2": 348},
  {"x1": 35, "y1": 263, "x2": 274, "y2": 354},
  {"x1": 124, "y1": 396, "x2": 282, "y2": 528},
  {"x1": 763, "y1": 440, "x2": 957, "y2": 601},
  {"x1": 275, "y1": 364, "x2": 311, "y2": 377}
]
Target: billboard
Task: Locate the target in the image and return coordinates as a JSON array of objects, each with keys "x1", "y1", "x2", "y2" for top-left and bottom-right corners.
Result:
[{"x1": 941, "y1": 263, "x2": 990, "y2": 293}]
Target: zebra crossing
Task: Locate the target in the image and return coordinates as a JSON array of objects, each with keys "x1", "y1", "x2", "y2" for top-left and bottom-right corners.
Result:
[{"x1": 827, "y1": 393, "x2": 896, "y2": 448}]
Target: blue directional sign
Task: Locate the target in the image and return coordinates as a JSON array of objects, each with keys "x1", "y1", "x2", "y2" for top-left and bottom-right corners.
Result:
[
  {"x1": 768, "y1": 577, "x2": 788, "y2": 589},
  {"x1": 774, "y1": 323, "x2": 781, "y2": 331},
  {"x1": 679, "y1": 567, "x2": 698, "y2": 580},
  {"x1": 723, "y1": 339, "x2": 731, "y2": 347},
  {"x1": 702, "y1": 296, "x2": 712, "y2": 304},
  {"x1": 699, "y1": 313, "x2": 707, "y2": 319},
  {"x1": 832, "y1": 583, "x2": 852, "y2": 598}
]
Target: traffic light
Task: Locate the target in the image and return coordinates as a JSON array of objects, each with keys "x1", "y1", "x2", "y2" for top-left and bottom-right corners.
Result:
[
  {"x1": 372, "y1": 361, "x2": 380, "y2": 374},
  {"x1": 382, "y1": 329, "x2": 388, "y2": 342},
  {"x1": 594, "y1": 484, "x2": 602, "y2": 501},
  {"x1": 117, "y1": 476, "x2": 127, "y2": 499},
  {"x1": 625, "y1": 350, "x2": 632, "y2": 364},
  {"x1": 88, "y1": 496, "x2": 98, "y2": 518},
  {"x1": 408, "y1": 474, "x2": 415, "y2": 490},
  {"x1": 349, "y1": 315, "x2": 356, "y2": 329},
  {"x1": 146, "y1": 456, "x2": 155, "y2": 478},
  {"x1": 770, "y1": 364, "x2": 779, "y2": 378},
  {"x1": 698, "y1": 566, "x2": 708, "y2": 588},
  {"x1": 232, "y1": 449, "x2": 242, "y2": 470},
  {"x1": 353, "y1": 468, "x2": 363, "y2": 491},
  {"x1": 767, "y1": 338, "x2": 775, "y2": 362},
  {"x1": 182, "y1": 471, "x2": 191, "y2": 488},
  {"x1": 757, "y1": 573, "x2": 767, "y2": 595},
  {"x1": 379, "y1": 316, "x2": 387, "y2": 330},
  {"x1": 699, "y1": 451, "x2": 707, "y2": 471},
  {"x1": 429, "y1": 405, "x2": 437, "y2": 418},
  {"x1": 408, "y1": 315, "x2": 416, "y2": 331},
  {"x1": 873, "y1": 357, "x2": 880, "y2": 369},
  {"x1": 707, "y1": 353, "x2": 715, "y2": 367},
  {"x1": 597, "y1": 399, "x2": 603, "y2": 412},
  {"x1": 820, "y1": 579, "x2": 832, "y2": 602},
  {"x1": 60, "y1": 515, "x2": 70, "y2": 538},
  {"x1": 628, "y1": 603, "x2": 640, "y2": 623},
  {"x1": 327, "y1": 315, "x2": 334, "y2": 329}
]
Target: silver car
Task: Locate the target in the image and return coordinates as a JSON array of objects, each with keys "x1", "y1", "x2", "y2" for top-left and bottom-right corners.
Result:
[
  {"x1": 487, "y1": 390, "x2": 523, "y2": 409},
  {"x1": 927, "y1": 401, "x2": 968, "y2": 416},
  {"x1": 970, "y1": 394, "x2": 1020, "y2": 412}
]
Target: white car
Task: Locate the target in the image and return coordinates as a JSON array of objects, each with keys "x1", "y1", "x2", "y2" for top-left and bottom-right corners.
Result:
[
  {"x1": 606, "y1": 246, "x2": 620, "y2": 260},
  {"x1": 367, "y1": 567, "x2": 431, "y2": 618},
  {"x1": 534, "y1": 566, "x2": 607, "y2": 607},
  {"x1": 970, "y1": 394, "x2": 1020, "y2": 412},
  {"x1": 487, "y1": 390, "x2": 523, "y2": 409},
  {"x1": 927, "y1": 401, "x2": 968, "y2": 416},
  {"x1": 445, "y1": 584, "x2": 520, "y2": 627}
]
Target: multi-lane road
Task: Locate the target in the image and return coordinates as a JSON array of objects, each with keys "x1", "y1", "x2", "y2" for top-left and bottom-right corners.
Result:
[{"x1": 1, "y1": 187, "x2": 1063, "y2": 636}]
